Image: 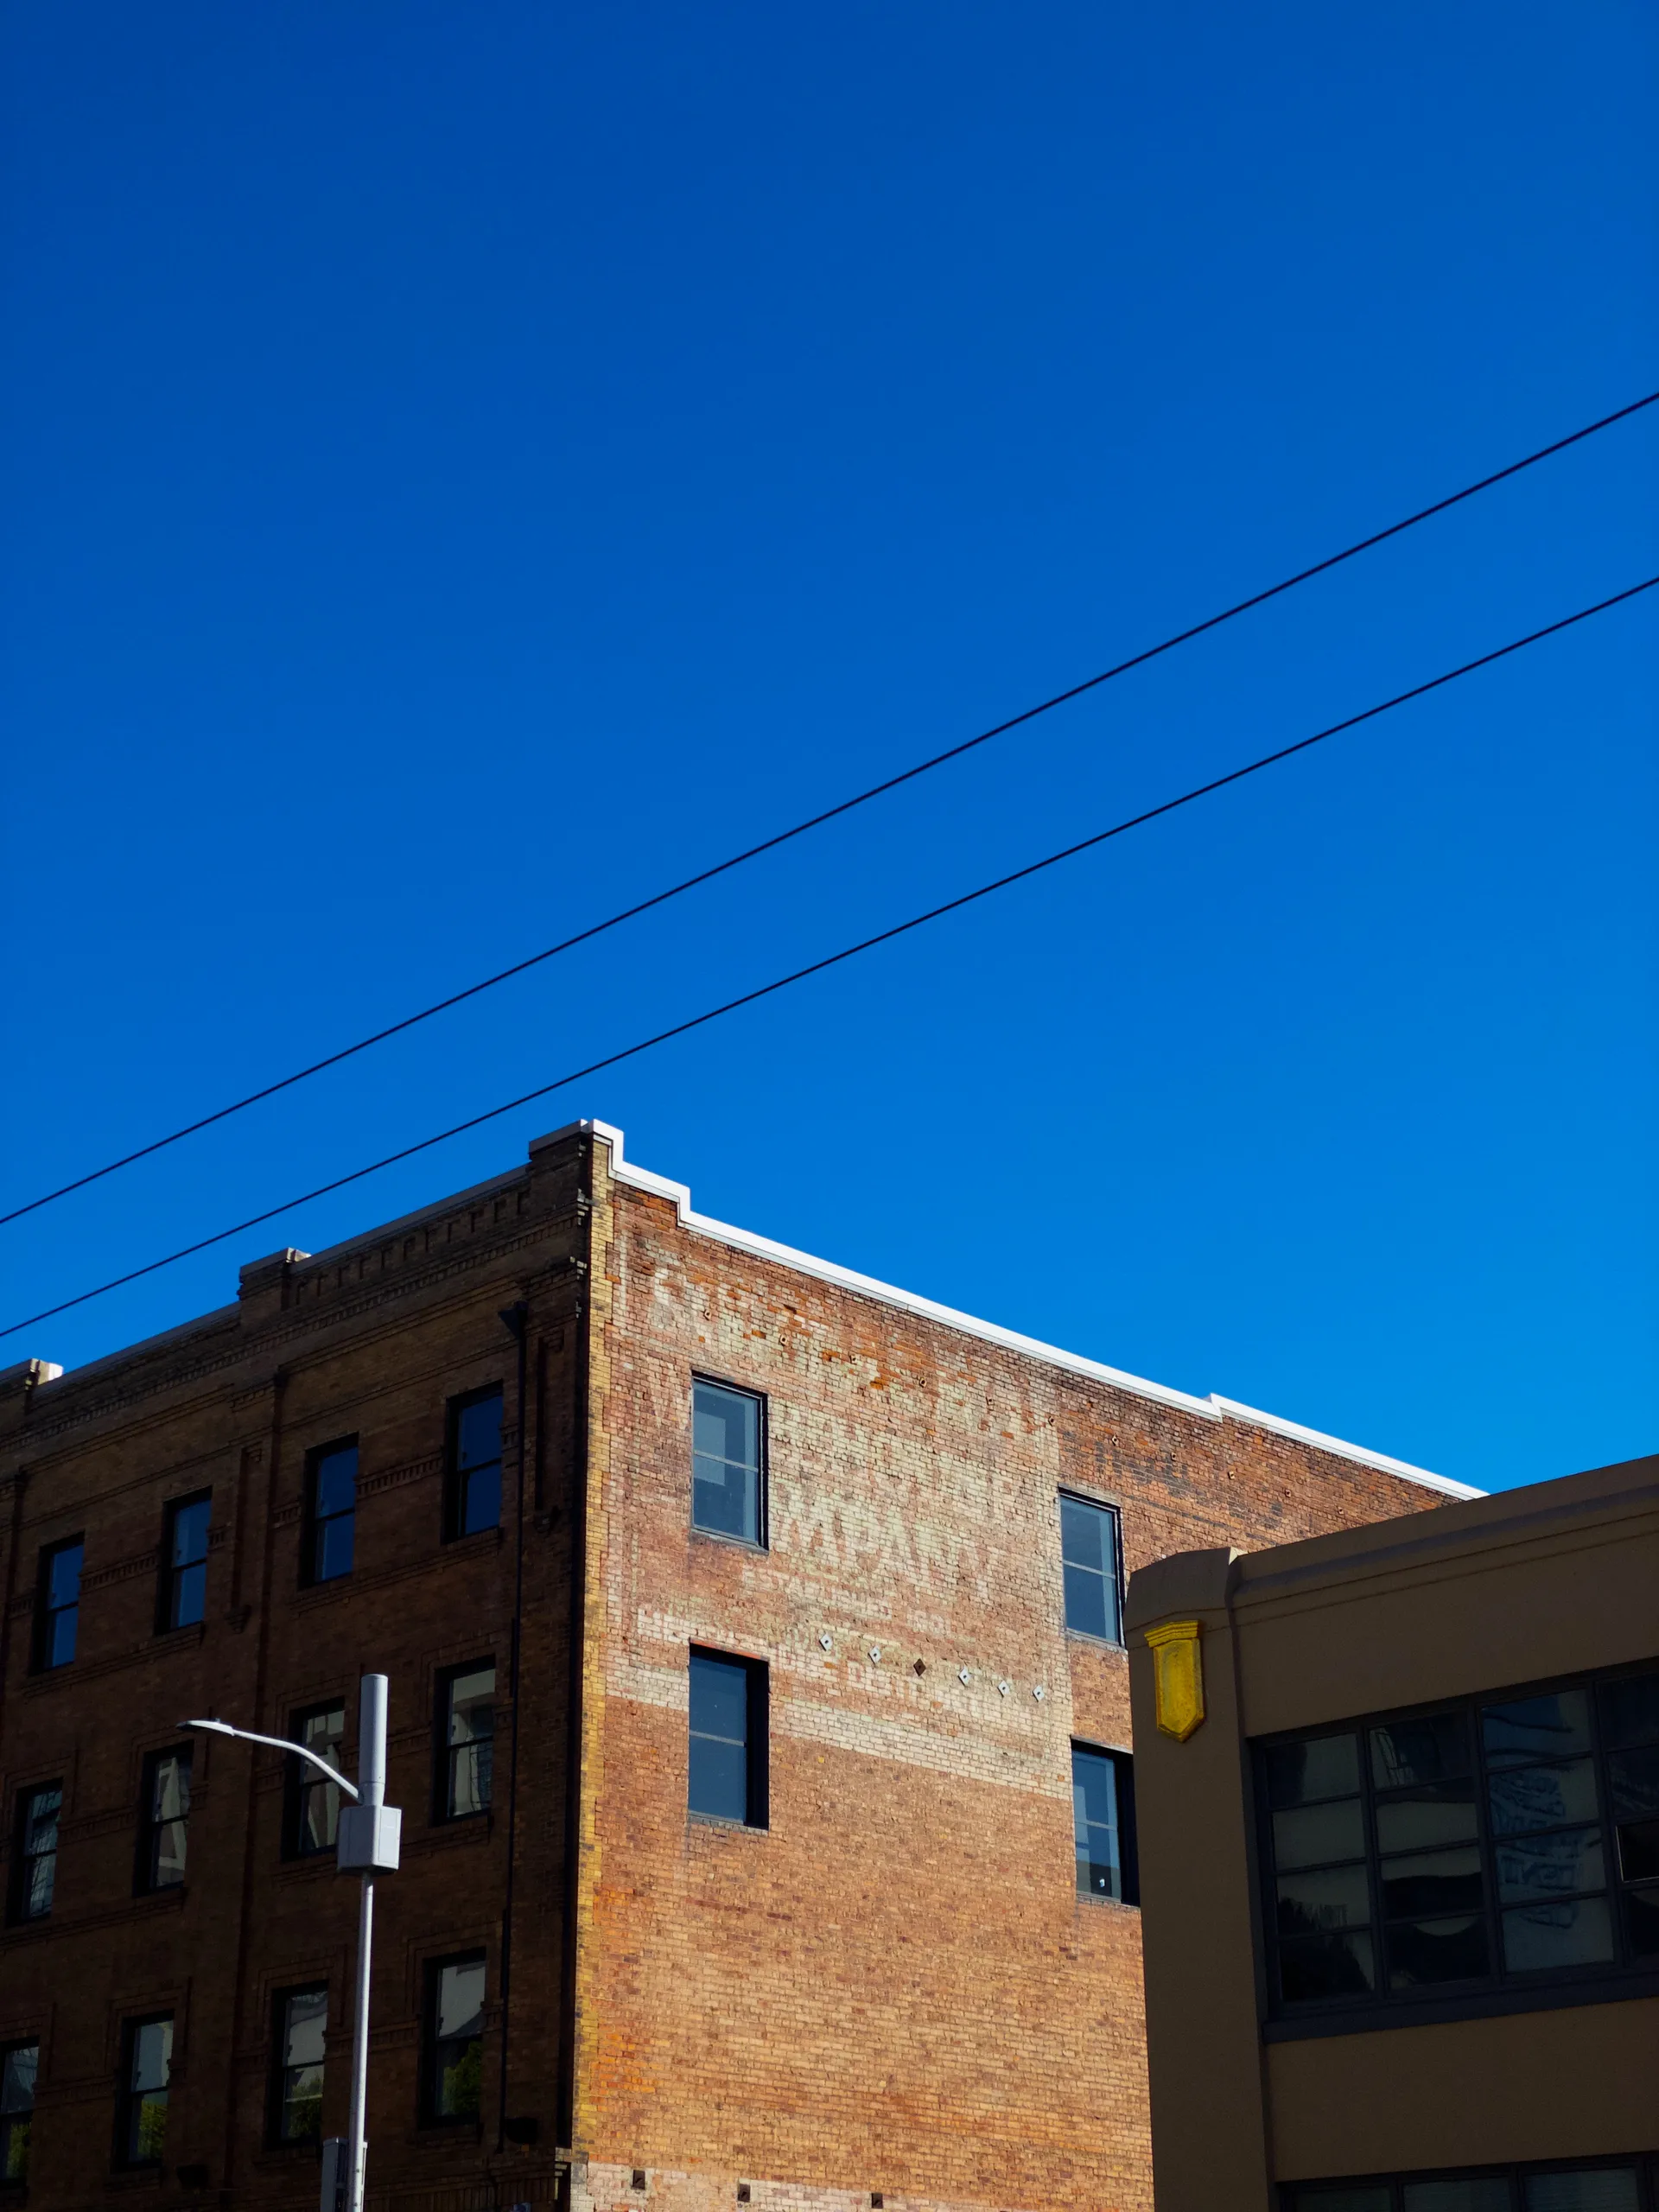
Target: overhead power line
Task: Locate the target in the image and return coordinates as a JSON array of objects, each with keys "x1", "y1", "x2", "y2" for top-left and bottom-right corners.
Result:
[
  {"x1": 3, "y1": 387, "x2": 1656, "y2": 1234},
  {"x1": 4, "y1": 570, "x2": 1652, "y2": 1348}
]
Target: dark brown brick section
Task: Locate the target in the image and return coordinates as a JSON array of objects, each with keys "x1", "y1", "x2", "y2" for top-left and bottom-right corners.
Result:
[{"x1": 0, "y1": 1123, "x2": 1454, "y2": 2212}]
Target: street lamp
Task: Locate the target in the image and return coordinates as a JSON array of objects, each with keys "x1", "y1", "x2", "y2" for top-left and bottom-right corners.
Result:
[{"x1": 183, "y1": 1673, "x2": 401, "y2": 2212}]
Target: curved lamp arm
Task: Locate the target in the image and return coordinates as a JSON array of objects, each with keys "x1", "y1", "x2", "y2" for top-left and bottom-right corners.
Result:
[{"x1": 179, "y1": 1715, "x2": 361, "y2": 1801}]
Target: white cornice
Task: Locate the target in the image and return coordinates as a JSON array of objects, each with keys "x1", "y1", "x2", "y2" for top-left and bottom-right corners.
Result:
[{"x1": 545, "y1": 1120, "x2": 1481, "y2": 1501}]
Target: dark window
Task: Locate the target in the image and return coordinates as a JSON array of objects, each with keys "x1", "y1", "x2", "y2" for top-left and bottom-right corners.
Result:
[
  {"x1": 1058, "y1": 1493, "x2": 1122, "y2": 1643},
  {"x1": 1260, "y1": 1662, "x2": 1659, "y2": 2021},
  {"x1": 272, "y1": 1986, "x2": 327, "y2": 2145},
  {"x1": 12, "y1": 1784, "x2": 60, "y2": 1922},
  {"x1": 161, "y1": 1494, "x2": 211, "y2": 1630},
  {"x1": 117, "y1": 2016, "x2": 172, "y2": 2167},
  {"x1": 1599, "y1": 1668, "x2": 1659, "y2": 1961},
  {"x1": 423, "y1": 1955, "x2": 485, "y2": 2125},
  {"x1": 0, "y1": 2044, "x2": 35, "y2": 2187},
  {"x1": 1282, "y1": 2155, "x2": 1655, "y2": 2209},
  {"x1": 438, "y1": 1664, "x2": 495, "y2": 1820},
  {"x1": 35, "y1": 1537, "x2": 83, "y2": 1670},
  {"x1": 306, "y1": 1441, "x2": 357, "y2": 1585},
  {"x1": 688, "y1": 1649, "x2": 767, "y2": 1827},
  {"x1": 287, "y1": 1704, "x2": 346, "y2": 1857},
  {"x1": 691, "y1": 1380, "x2": 765, "y2": 1547},
  {"x1": 448, "y1": 1387, "x2": 503, "y2": 1538},
  {"x1": 140, "y1": 1749, "x2": 191, "y2": 1892},
  {"x1": 1072, "y1": 1743, "x2": 1138, "y2": 1904}
]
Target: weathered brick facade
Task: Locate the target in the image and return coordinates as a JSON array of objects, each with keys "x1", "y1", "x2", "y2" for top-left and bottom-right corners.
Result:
[{"x1": 0, "y1": 1122, "x2": 1474, "y2": 2212}]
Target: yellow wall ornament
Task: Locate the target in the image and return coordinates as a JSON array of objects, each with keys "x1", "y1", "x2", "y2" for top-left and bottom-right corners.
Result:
[{"x1": 1145, "y1": 1618, "x2": 1205, "y2": 1741}]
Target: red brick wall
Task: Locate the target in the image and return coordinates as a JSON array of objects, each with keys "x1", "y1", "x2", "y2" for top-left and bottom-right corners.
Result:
[
  {"x1": 0, "y1": 1122, "x2": 1449, "y2": 2212},
  {"x1": 569, "y1": 1141, "x2": 1446, "y2": 2212}
]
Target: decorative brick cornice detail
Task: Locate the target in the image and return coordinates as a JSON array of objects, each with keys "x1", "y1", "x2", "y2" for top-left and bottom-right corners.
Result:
[
  {"x1": 359, "y1": 1452, "x2": 442, "y2": 1501},
  {"x1": 81, "y1": 1548, "x2": 160, "y2": 1594}
]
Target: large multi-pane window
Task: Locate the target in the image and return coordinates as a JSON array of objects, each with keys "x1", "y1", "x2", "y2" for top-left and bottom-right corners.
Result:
[
  {"x1": 272, "y1": 1987, "x2": 327, "y2": 2145},
  {"x1": 306, "y1": 1441, "x2": 357, "y2": 1585},
  {"x1": 691, "y1": 1380, "x2": 766, "y2": 1547},
  {"x1": 160, "y1": 1494, "x2": 211, "y2": 1630},
  {"x1": 118, "y1": 2016, "x2": 172, "y2": 2167},
  {"x1": 12, "y1": 1784, "x2": 60, "y2": 1922},
  {"x1": 36, "y1": 1537, "x2": 83, "y2": 1669},
  {"x1": 423, "y1": 1955, "x2": 485, "y2": 2125},
  {"x1": 1260, "y1": 1662, "x2": 1659, "y2": 2018},
  {"x1": 0, "y1": 2044, "x2": 35, "y2": 2185},
  {"x1": 688, "y1": 1649, "x2": 768, "y2": 1827},
  {"x1": 448, "y1": 1387, "x2": 503, "y2": 1538},
  {"x1": 1058, "y1": 1493, "x2": 1122, "y2": 1644},
  {"x1": 438, "y1": 1664, "x2": 496, "y2": 1820},
  {"x1": 1285, "y1": 2155, "x2": 1659, "y2": 2209},
  {"x1": 287, "y1": 1704, "x2": 346, "y2": 1857},
  {"x1": 140, "y1": 1750, "x2": 191, "y2": 1892},
  {"x1": 1071, "y1": 1743, "x2": 1137, "y2": 1903}
]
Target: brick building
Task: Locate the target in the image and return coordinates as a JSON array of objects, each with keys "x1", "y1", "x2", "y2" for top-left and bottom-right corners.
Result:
[{"x1": 0, "y1": 1121, "x2": 1478, "y2": 2212}]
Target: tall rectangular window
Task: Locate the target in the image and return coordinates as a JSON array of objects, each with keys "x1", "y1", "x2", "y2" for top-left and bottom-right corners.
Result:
[
  {"x1": 118, "y1": 2016, "x2": 172, "y2": 2167},
  {"x1": 36, "y1": 1537, "x2": 83, "y2": 1669},
  {"x1": 423, "y1": 1955, "x2": 485, "y2": 2125},
  {"x1": 689, "y1": 1649, "x2": 767, "y2": 1827},
  {"x1": 272, "y1": 1986, "x2": 327, "y2": 2145},
  {"x1": 437, "y1": 1664, "x2": 495, "y2": 1821},
  {"x1": 0, "y1": 2044, "x2": 35, "y2": 2188},
  {"x1": 287, "y1": 1704, "x2": 346, "y2": 1857},
  {"x1": 161, "y1": 1494, "x2": 211, "y2": 1630},
  {"x1": 448, "y1": 1387, "x2": 503, "y2": 1538},
  {"x1": 1058, "y1": 1493, "x2": 1122, "y2": 1643},
  {"x1": 1260, "y1": 1661, "x2": 1659, "y2": 2021},
  {"x1": 691, "y1": 1380, "x2": 765, "y2": 1546},
  {"x1": 1072, "y1": 1744, "x2": 1137, "y2": 1903},
  {"x1": 306, "y1": 1440, "x2": 357, "y2": 1585},
  {"x1": 140, "y1": 1749, "x2": 191, "y2": 1892},
  {"x1": 12, "y1": 1783, "x2": 60, "y2": 1922}
]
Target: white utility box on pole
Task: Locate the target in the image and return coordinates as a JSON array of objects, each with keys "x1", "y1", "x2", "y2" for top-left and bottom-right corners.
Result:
[{"x1": 183, "y1": 1673, "x2": 400, "y2": 2212}]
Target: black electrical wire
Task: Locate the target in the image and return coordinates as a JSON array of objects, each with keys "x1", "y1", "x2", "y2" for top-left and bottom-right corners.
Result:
[
  {"x1": 4, "y1": 570, "x2": 1652, "y2": 1347},
  {"x1": 3, "y1": 387, "x2": 1656, "y2": 1234}
]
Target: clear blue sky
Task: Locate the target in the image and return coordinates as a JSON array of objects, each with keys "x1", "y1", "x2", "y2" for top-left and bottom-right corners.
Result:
[{"x1": 3, "y1": 1, "x2": 1654, "y2": 1493}]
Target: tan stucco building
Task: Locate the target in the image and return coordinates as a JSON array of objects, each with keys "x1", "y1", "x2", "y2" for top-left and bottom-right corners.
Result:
[{"x1": 1125, "y1": 1453, "x2": 1659, "y2": 2212}]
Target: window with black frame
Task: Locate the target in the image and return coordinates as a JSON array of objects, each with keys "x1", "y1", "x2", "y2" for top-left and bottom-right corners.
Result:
[
  {"x1": 161, "y1": 1493, "x2": 211, "y2": 1630},
  {"x1": 1071, "y1": 1743, "x2": 1137, "y2": 1902},
  {"x1": 0, "y1": 2043, "x2": 35, "y2": 2186},
  {"x1": 1058, "y1": 1493, "x2": 1122, "y2": 1643},
  {"x1": 140, "y1": 1749, "x2": 191, "y2": 1892},
  {"x1": 36, "y1": 1536, "x2": 83, "y2": 1669},
  {"x1": 117, "y1": 2016, "x2": 172, "y2": 2168},
  {"x1": 1260, "y1": 1661, "x2": 1659, "y2": 2018},
  {"x1": 448, "y1": 1386, "x2": 503, "y2": 1538},
  {"x1": 271, "y1": 1986, "x2": 327, "y2": 2145},
  {"x1": 306, "y1": 1441, "x2": 357, "y2": 1585},
  {"x1": 11, "y1": 1783, "x2": 60, "y2": 1922},
  {"x1": 437, "y1": 1663, "x2": 495, "y2": 1819},
  {"x1": 423, "y1": 1955, "x2": 485, "y2": 2125},
  {"x1": 1283, "y1": 2153, "x2": 1658, "y2": 2209},
  {"x1": 691, "y1": 1380, "x2": 765, "y2": 1547},
  {"x1": 287, "y1": 1704, "x2": 346, "y2": 1857},
  {"x1": 688, "y1": 1649, "x2": 767, "y2": 1827}
]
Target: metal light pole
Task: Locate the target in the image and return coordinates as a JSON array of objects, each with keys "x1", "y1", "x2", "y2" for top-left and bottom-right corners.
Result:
[{"x1": 183, "y1": 1674, "x2": 401, "y2": 2212}]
